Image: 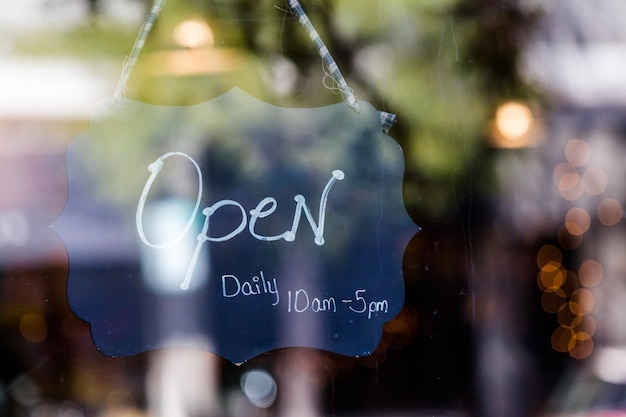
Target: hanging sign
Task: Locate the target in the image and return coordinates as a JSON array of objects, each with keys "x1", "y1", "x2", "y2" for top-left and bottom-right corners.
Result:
[{"x1": 53, "y1": 88, "x2": 418, "y2": 363}]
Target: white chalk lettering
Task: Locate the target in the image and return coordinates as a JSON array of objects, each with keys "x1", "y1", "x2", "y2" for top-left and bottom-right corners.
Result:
[
  {"x1": 136, "y1": 152, "x2": 203, "y2": 249},
  {"x1": 287, "y1": 289, "x2": 337, "y2": 313},
  {"x1": 221, "y1": 271, "x2": 279, "y2": 306},
  {"x1": 136, "y1": 152, "x2": 344, "y2": 290},
  {"x1": 220, "y1": 279, "x2": 387, "y2": 320},
  {"x1": 342, "y1": 289, "x2": 389, "y2": 319}
]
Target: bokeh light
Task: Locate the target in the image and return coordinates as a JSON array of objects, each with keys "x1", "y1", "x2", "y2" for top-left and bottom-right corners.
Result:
[
  {"x1": 570, "y1": 288, "x2": 595, "y2": 315},
  {"x1": 565, "y1": 139, "x2": 590, "y2": 168},
  {"x1": 568, "y1": 333, "x2": 593, "y2": 359},
  {"x1": 579, "y1": 259, "x2": 603, "y2": 288},
  {"x1": 240, "y1": 369, "x2": 277, "y2": 409},
  {"x1": 592, "y1": 347, "x2": 626, "y2": 383},
  {"x1": 574, "y1": 313, "x2": 597, "y2": 336},
  {"x1": 553, "y1": 163, "x2": 577, "y2": 188},
  {"x1": 551, "y1": 326, "x2": 572, "y2": 353},
  {"x1": 564, "y1": 207, "x2": 591, "y2": 236},
  {"x1": 550, "y1": 325, "x2": 594, "y2": 359},
  {"x1": 554, "y1": 167, "x2": 584, "y2": 201},
  {"x1": 543, "y1": 135, "x2": 609, "y2": 360},
  {"x1": 536, "y1": 244, "x2": 562, "y2": 269},
  {"x1": 582, "y1": 167, "x2": 608, "y2": 196},
  {"x1": 557, "y1": 302, "x2": 580, "y2": 328},
  {"x1": 560, "y1": 270, "x2": 580, "y2": 295},
  {"x1": 19, "y1": 313, "x2": 47, "y2": 343},
  {"x1": 537, "y1": 261, "x2": 566, "y2": 292},
  {"x1": 495, "y1": 101, "x2": 533, "y2": 140},
  {"x1": 598, "y1": 198, "x2": 623, "y2": 226},
  {"x1": 172, "y1": 19, "x2": 214, "y2": 49}
]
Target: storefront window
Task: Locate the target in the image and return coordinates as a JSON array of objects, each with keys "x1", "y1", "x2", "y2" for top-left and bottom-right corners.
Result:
[{"x1": 2, "y1": 1, "x2": 626, "y2": 416}]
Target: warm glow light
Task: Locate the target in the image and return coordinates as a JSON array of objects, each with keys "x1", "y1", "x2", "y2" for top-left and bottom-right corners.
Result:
[
  {"x1": 495, "y1": 102, "x2": 533, "y2": 140},
  {"x1": 570, "y1": 288, "x2": 595, "y2": 314},
  {"x1": 20, "y1": 314, "x2": 47, "y2": 343},
  {"x1": 538, "y1": 261, "x2": 566, "y2": 292},
  {"x1": 550, "y1": 325, "x2": 594, "y2": 359},
  {"x1": 598, "y1": 198, "x2": 623, "y2": 226},
  {"x1": 574, "y1": 314, "x2": 597, "y2": 336},
  {"x1": 565, "y1": 139, "x2": 590, "y2": 168},
  {"x1": 564, "y1": 207, "x2": 591, "y2": 236},
  {"x1": 560, "y1": 175, "x2": 584, "y2": 200},
  {"x1": 569, "y1": 335, "x2": 593, "y2": 359},
  {"x1": 557, "y1": 172, "x2": 580, "y2": 191},
  {"x1": 173, "y1": 19, "x2": 214, "y2": 48},
  {"x1": 553, "y1": 164, "x2": 585, "y2": 200},
  {"x1": 558, "y1": 302, "x2": 580, "y2": 327},
  {"x1": 561, "y1": 270, "x2": 579, "y2": 295},
  {"x1": 579, "y1": 259, "x2": 603, "y2": 288},
  {"x1": 536, "y1": 244, "x2": 562, "y2": 268},
  {"x1": 541, "y1": 170, "x2": 601, "y2": 360},
  {"x1": 569, "y1": 294, "x2": 595, "y2": 316},
  {"x1": 553, "y1": 163, "x2": 577, "y2": 188},
  {"x1": 551, "y1": 326, "x2": 572, "y2": 353},
  {"x1": 582, "y1": 167, "x2": 608, "y2": 196},
  {"x1": 573, "y1": 331, "x2": 592, "y2": 341},
  {"x1": 145, "y1": 48, "x2": 243, "y2": 75}
]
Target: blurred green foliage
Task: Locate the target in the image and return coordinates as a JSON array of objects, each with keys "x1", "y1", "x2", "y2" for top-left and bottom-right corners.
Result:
[{"x1": 13, "y1": 0, "x2": 537, "y2": 222}]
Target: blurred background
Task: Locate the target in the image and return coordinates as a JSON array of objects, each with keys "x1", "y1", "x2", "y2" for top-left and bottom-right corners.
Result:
[{"x1": 2, "y1": 0, "x2": 626, "y2": 416}]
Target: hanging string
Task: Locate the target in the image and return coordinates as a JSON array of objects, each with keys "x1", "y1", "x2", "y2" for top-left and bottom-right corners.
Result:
[
  {"x1": 379, "y1": 111, "x2": 397, "y2": 134},
  {"x1": 286, "y1": 0, "x2": 396, "y2": 132},
  {"x1": 286, "y1": 0, "x2": 360, "y2": 113},
  {"x1": 109, "y1": 0, "x2": 396, "y2": 131},
  {"x1": 111, "y1": 0, "x2": 166, "y2": 107}
]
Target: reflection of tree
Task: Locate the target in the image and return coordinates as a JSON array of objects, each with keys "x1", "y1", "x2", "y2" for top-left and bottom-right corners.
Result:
[
  {"x1": 449, "y1": 3, "x2": 546, "y2": 417},
  {"x1": 455, "y1": 0, "x2": 540, "y2": 100}
]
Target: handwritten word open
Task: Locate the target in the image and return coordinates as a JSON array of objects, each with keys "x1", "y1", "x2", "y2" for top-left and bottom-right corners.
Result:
[{"x1": 136, "y1": 152, "x2": 345, "y2": 290}]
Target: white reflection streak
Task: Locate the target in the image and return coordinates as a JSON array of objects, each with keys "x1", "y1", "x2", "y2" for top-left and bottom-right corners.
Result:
[
  {"x1": 284, "y1": 378, "x2": 317, "y2": 417},
  {"x1": 147, "y1": 344, "x2": 220, "y2": 417},
  {"x1": 277, "y1": 248, "x2": 323, "y2": 417},
  {"x1": 592, "y1": 347, "x2": 626, "y2": 384},
  {"x1": 278, "y1": 355, "x2": 321, "y2": 417}
]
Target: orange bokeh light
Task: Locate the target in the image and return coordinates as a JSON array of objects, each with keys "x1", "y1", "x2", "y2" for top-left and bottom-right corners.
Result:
[
  {"x1": 565, "y1": 139, "x2": 590, "y2": 168},
  {"x1": 598, "y1": 198, "x2": 623, "y2": 226},
  {"x1": 565, "y1": 207, "x2": 591, "y2": 236},
  {"x1": 579, "y1": 259, "x2": 603, "y2": 288}
]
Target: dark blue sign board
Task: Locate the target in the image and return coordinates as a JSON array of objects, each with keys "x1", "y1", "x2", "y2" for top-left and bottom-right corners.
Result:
[{"x1": 53, "y1": 88, "x2": 418, "y2": 363}]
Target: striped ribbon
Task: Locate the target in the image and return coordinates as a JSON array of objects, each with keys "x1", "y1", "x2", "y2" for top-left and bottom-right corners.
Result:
[
  {"x1": 286, "y1": 0, "x2": 359, "y2": 113},
  {"x1": 112, "y1": 0, "x2": 165, "y2": 106},
  {"x1": 286, "y1": 0, "x2": 396, "y2": 133}
]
